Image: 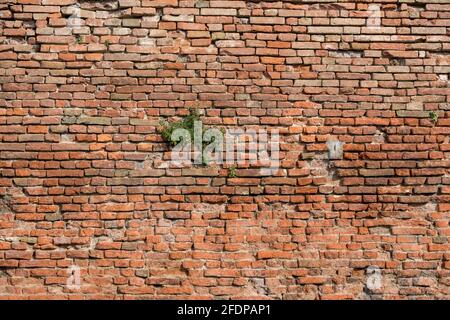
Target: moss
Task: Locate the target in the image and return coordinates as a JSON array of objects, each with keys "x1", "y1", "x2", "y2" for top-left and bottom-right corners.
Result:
[
  {"x1": 228, "y1": 165, "x2": 237, "y2": 178},
  {"x1": 160, "y1": 108, "x2": 201, "y2": 146},
  {"x1": 429, "y1": 111, "x2": 439, "y2": 123},
  {"x1": 160, "y1": 108, "x2": 224, "y2": 166}
]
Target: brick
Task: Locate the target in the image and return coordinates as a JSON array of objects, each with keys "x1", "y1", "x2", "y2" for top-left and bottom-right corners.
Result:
[
  {"x1": 142, "y1": 0, "x2": 177, "y2": 7},
  {"x1": 77, "y1": 117, "x2": 111, "y2": 125},
  {"x1": 119, "y1": 0, "x2": 140, "y2": 7},
  {"x1": 250, "y1": 17, "x2": 285, "y2": 25},
  {"x1": 308, "y1": 26, "x2": 344, "y2": 34},
  {"x1": 396, "y1": 110, "x2": 429, "y2": 118},
  {"x1": 360, "y1": 169, "x2": 395, "y2": 177},
  {"x1": 42, "y1": 0, "x2": 76, "y2": 4},
  {"x1": 23, "y1": 5, "x2": 60, "y2": 13},
  {"x1": 201, "y1": 8, "x2": 236, "y2": 16},
  {"x1": 412, "y1": 27, "x2": 446, "y2": 35}
]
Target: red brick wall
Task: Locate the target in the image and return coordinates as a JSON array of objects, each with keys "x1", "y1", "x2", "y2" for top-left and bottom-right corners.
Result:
[{"x1": 0, "y1": 0, "x2": 449, "y2": 299}]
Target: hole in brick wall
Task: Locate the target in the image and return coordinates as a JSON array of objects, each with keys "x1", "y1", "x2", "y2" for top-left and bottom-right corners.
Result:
[
  {"x1": 383, "y1": 51, "x2": 408, "y2": 63},
  {"x1": 262, "y1": 71, "x2": 272, "y2": 80},
  {"x1": 389, "y1": 58, "x2": 406, "y2": 66},
  {"x1": 411, "y1": 37, "x2": 426, "y2": 44},
  {"x1": 372, "y1": 129, "x2": 387, "y2": 144}
]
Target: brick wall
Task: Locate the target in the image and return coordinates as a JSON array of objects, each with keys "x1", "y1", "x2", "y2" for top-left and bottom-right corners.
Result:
[{"x1": 0, "y1": 0, "x2": 449, "y2": 299}]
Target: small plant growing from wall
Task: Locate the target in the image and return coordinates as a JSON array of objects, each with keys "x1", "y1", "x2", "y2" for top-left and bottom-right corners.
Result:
[
  {"x1": 75, "y1": 35, "x2": 82, "y2": 44},
  {"x1": 429, "y1": 111, "x2": 439, "y2": 124},
  {"x1": 160, "y1": 108, "x2": 202, "y2": 146},
  {"x1": 228, "y1": 165, "x2": 237, "y2": 178},
  {"x1": 160, "y1": 108, "x2": 215, "y2": 166}
]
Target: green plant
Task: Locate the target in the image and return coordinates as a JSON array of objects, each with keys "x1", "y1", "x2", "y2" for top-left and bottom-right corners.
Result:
[
  {"x1": 160, "y1": 108, "x2": 224, "y2": 167},
  {"x1": 429, "y1": 111, "x2": 439, "y2": 123},
  {"x1": 75, "y1": 35, "x2": 82, "y2": 44},
  {"x1": 228, "y1": 165, "x2": 237, "y2": 178},
  {"x1": 160, "y1": 108, "x2": 201, "y2": 146}
]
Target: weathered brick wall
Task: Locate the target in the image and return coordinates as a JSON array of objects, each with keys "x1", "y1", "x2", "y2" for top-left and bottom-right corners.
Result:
[{"x1": 0, "y1": 0, "x2": 449, "y2": 299}]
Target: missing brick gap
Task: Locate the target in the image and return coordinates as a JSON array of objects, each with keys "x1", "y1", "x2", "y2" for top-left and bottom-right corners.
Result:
[
  {"x1": 410, "y1": 37, "x2": 426, "y2": 44},
  {"x1": 389, "y1": 58, "x2": 405, "y2": 66},
  {"x1": 372, "y1": 129, "x2": 386, "y2": 144},
  {"x1": 262, "y1": 71, "x2": 272, "y2": 80}
]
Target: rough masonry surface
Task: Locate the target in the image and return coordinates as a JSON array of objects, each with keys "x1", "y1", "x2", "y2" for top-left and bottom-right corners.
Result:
[{"x1": 0, "y1": 0, "x2": 449, "y2": 299}]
